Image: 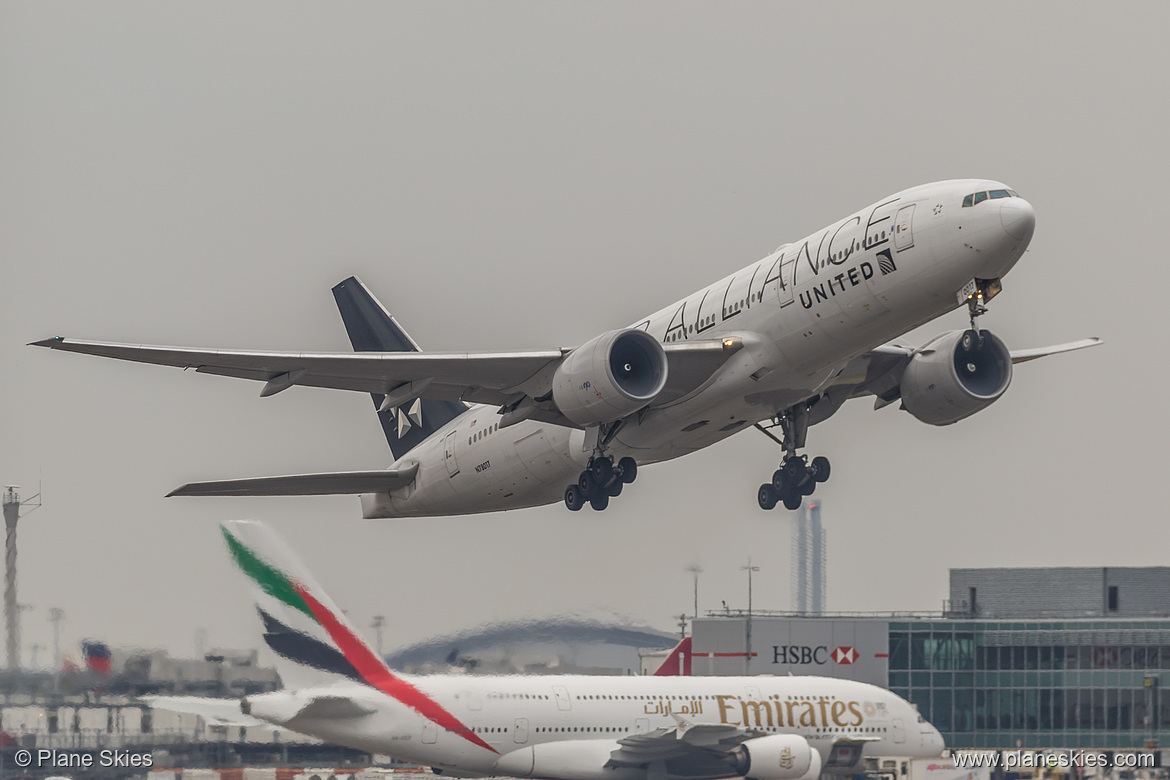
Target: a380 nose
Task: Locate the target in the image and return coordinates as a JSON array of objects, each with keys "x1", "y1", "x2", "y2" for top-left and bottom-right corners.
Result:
[{"x1": 1000, "y1": 196, "x2": 1036, "y2": 241}]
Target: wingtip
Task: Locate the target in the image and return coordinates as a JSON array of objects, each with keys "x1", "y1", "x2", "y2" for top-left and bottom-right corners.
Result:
[{"x1": 28, "y1": 336, "x2": 65, "y2": 348}]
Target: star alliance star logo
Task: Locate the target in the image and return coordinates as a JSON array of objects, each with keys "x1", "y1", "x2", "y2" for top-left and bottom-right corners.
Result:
[{"x1": 390, "y1": 399, "x2": 423, "y2": 437}]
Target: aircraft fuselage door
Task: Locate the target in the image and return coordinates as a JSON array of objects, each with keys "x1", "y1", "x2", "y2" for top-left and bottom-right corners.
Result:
[
  {"x1": 635, "y1": 717, "x2": 650, "y2": 734},
  {"x1": 892, "y1": 717, "x2": 905, "y2": 744},
  {"x1": 552, "y1": 685, "x2": 572, "y2": 711},
  {"x1": 778, "y1": 253, "x2": 796, "y2": 308},
  {"x1": 422, "y1": 721, "x2": 438, "y2": 744},
  {"x1": 514, "y1": 717, "x2": 529, "y2": 743},
  {"x1": 893, "y1": 204, "x2": 915, "y2": 252},
  {"x1": 443, "y1": 431, "x2": 459, "y2": 477}
]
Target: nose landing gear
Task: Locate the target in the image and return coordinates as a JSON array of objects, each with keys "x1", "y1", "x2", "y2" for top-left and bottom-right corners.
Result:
[
  {"x1": 755, "y1": 404, "x2": 830, "y2": 511},
  {"x1": 564, "y1": 455, "x2": 637, "y2": 511}
]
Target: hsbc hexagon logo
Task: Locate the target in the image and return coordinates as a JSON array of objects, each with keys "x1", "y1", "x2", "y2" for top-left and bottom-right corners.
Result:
[{"x1": 831, "y1": 646, "x2": 859, "y2": 665}]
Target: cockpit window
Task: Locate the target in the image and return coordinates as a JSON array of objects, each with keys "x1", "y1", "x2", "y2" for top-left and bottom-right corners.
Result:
[{"x1": 963, "y1": 189, "x2": 1021, "y2": 207}]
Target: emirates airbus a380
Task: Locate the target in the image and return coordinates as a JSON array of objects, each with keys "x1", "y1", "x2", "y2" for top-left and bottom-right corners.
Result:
[
  {"x1": 34, "y1": 179, "x2": 1099, "y2": 513},
  {"x1": 148, "y1": 520, "x2": 944, "y2": 780}
]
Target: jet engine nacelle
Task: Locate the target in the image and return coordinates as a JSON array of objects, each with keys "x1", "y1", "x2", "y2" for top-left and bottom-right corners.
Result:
[
  {"x1": 551, "y1": 329, "x2": 668, "y2": 427},
  {"x1": 729, "y1": 734, "x2": 822, "y2": 780},
  {"x1": 900, "y1": 329, "x2": 1013, "y2": 426}
]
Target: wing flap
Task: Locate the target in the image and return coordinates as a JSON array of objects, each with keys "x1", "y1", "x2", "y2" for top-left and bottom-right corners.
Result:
[{"x1": 167, "y1": 463, "x2": 419, "y2": 497}]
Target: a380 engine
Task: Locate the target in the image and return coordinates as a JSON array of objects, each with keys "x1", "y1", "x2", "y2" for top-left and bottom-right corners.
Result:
[
  {"x1": 728, "y1": 734, "x2": 822, "y2": 780},
  {"x1": 900, "y1": 329, "x2": 1013, "y2": 426},
  {"x1": 551, "y1": 329, "x2": 668, "y2": 427}
]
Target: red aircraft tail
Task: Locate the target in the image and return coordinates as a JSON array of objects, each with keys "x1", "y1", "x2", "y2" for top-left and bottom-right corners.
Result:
[{"x1": 653, "y1": 636, "x2": 692, "y2": 676}]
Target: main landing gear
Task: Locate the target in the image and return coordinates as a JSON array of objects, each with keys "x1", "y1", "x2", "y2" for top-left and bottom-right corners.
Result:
[
  {"x1": 564, "y1": 456, "x2": 637, "y2": 511},
  {"x1": 755, "y1": 403, "x2": 831, "y2": 511}
]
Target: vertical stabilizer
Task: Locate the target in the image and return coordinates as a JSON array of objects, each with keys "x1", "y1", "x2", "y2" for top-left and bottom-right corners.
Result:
[
  {"x1": 222, "y1": 520, "x2": 376, "y2": 690},
  {"x1": 653, "y1": 636, "x2": 693, "y2": 676},
  {"x1": 332, "y1": 276, "x2": 468, "y2": 461},
  {"x1": 221, "y1": 521, "x2": 496, "y2": 753}
]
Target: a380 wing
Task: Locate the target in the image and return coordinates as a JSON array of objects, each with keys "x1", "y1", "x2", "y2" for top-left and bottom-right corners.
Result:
[{"x1": 30, "y1": 336, "x2": 733, "y2": 409}]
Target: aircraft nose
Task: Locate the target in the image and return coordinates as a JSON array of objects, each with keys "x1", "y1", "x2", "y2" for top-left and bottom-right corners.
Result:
[
  {"x1": 928, "y1": 727, "x2": 946, "y2": 756},
  {"x1": 1000, "y1": 197, "x2": 1035, "y2": 241}
]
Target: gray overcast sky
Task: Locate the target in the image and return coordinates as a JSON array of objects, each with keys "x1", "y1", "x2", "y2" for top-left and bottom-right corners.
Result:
[{"x1": 1, "y1": 2, "x2": 1166, "y2": 666}]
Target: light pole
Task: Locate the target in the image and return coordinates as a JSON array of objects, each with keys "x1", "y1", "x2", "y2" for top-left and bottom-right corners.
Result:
[
  {"x1": 48, "y1": 608, "x2": 64, "y2": 671},
  {"x1": 741, "y1": 559, "x2": 759, "y2": 674},
  {"x1": 687, "y1": 565, "x2": 702, "y2": 620}
]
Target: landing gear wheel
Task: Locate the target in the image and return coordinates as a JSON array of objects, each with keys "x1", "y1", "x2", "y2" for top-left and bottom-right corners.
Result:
[
  {"x1": 758, "y1": 484, "x2": 778, "y2": 510},
  {"x1": 783, "y1": 456, "x2": 811, "y2": 491},
  {"x1": 782, "y1": 490, "x2": 802, "y2": 510},
  {"x1": 590, "y1": 457, "x2": 614, "y2": 486},
  {"x1": 618, "y1": 457, "x2": 637, "y2": 484},
  {"x1": 800, "y1": 479, "x2": 816, "y2": 497},
  {"x1": 578, "y1": 471, "x2": 597, "y2": 494},
  {"x1": 811, "y1": 456, "x2": 831, "y2": 483},
  {"x1": 771, "y1": 469, "x2": 787, "y2": 493},
  {"x1": 589, "y1": 492, "x2": 610, "y2": 511},
  {"x1": 607, "y1": 480, "x2": 624, "y2": 498},
  {"x1": 564, "y1": 484, "x2": 586, "y2": 511}
]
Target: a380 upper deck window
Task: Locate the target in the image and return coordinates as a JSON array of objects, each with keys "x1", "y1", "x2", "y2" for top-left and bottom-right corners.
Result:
[{"x1": 963, "y1": 189, "x2": 1020, "y2": 207}]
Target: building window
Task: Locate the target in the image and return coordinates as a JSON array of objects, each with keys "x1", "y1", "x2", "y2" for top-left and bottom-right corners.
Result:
[{"x1": 1108, "y1": 585, "x2": 1119, "y2": 611}]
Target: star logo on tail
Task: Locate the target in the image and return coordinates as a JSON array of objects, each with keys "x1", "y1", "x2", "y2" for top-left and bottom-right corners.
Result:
[{"x1": 393, "y1": 399, "x2": 423, "y2": 437}]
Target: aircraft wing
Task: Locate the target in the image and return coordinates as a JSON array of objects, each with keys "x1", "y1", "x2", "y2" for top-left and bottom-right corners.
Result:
[
  {"x1": 140, "y1": 695, "x2": 272, "y2": 729},
  {"x1": 167, "y1": 463, "x2": 419, "y2": 497},
  {"x1": 1007, "y1": 337, "x2": 1103, "y2": 364},
  {"x1": 30, "y1": 337, "x2": 734, "y2": 410},
  {"x1": 818, "y1": 336, "x2": 1104, "y2": 414},
  {"x1": 606, "y1": 717, "x2": 760, "y2": 769}
]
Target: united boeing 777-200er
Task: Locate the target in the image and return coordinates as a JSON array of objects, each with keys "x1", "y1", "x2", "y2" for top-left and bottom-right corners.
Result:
[
  {"x1": 149, "y1": 520, "x2": 945, "y2": 780},
  {"x1": 33, "y1": 179, "x2": 1100, "y2": 513}
]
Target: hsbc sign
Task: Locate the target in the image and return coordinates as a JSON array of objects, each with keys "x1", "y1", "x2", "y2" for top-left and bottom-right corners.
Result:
[
  {"x1": 693, "y1": 617, "x2": 889, "y2": 686},
  {"x1": 772, "y1": 645, "x2": 828, "y2": 664},
  {"x1": 832, "y1": 646, "x2": 859, "y2": 665},
  {"x1": 773, "y1": 645, "x2": 860, "y2": 665}
]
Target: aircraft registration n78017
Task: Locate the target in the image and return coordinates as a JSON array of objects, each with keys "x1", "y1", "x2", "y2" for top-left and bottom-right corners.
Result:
[{"x1": 33, "y1": 179, "x2": 1100, "y2": 515}]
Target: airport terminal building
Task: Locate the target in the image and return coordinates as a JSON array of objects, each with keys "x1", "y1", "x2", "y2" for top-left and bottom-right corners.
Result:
[{"x1": 690, "y1": 567, "x2": 1170, "y2": 750}]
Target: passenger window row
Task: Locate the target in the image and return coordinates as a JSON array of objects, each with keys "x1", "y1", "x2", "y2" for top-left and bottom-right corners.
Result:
[{"x1": 468, "y1": 422, "x2": 500, "y2": 446}]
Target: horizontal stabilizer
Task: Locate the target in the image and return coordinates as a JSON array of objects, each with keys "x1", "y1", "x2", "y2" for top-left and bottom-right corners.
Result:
[
  {"x1": 141, "y1": 696, "x2": 272, "y2": 729},
  {"x1": 168, "y1": 463, "x2": 418, "y2": 497},
  {"x1": 293, "y1": 694, "x2": 378, "y2": 721}
]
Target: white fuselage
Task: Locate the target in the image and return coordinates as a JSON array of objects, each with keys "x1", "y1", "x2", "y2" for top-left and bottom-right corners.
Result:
[
  {"x1": 246, "y1": 673, "x2": 945, "y2": 778},
  {"x1": 362, "y1": 179, "x2": 1032, "y2": 517}
]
